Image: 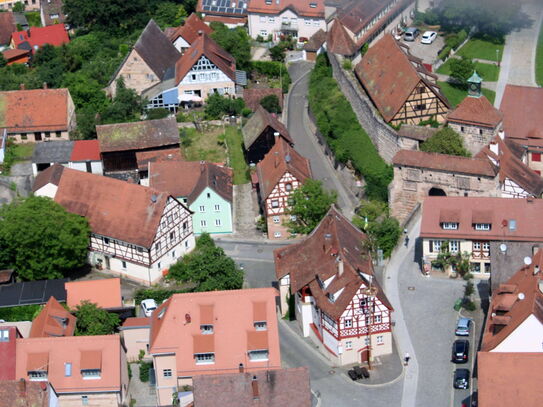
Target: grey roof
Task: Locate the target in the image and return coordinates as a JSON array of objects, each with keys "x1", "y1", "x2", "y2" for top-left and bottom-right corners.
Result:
[
  {"x1": 135, "y1": 20, "x2": 181, "y2": 81},
  {"x1": 32, "y1": 141, "x2": 74, "y2": 164},
  {"x1": 242, "y1": 106, "x2": 292, "y2": 149},
  {"x1": 12, "y1": 12, "x2": 28, "y2": 28}
]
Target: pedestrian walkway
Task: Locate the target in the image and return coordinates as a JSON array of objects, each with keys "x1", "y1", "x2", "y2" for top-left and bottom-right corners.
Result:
[
  {"x1": 127, "y1": 363, "x2": 156, "y2": 407},
  {"x1": 232, "y1": 183, "x2": 263, "y2": 240}
]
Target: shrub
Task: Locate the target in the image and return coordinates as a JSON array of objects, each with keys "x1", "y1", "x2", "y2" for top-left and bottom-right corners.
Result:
[
  {"x1": 438, "y1": 46, "x2": 452, "y2": 61},
  {"x1": 256, "y1": 35, "x2": 264, "y2": 42},
  {"x1": 0, "y1": 304, "x2": 41, "y2": 321},
  {"x1": 342, "y1": 59, "x2": 353, "y2": 70},
  {"x1": 139, "y1": 361, "x2": 153, "y2": 382},
  {"x1": 241, "y1": 107, "x2": 252, "y2": 117},
  {"x1": 259, "y1": 94, "x2": 281, "y2": 113},
  {"x1": 133, "y1": 287, "x2": 189, "y2": 305},
  {"x1": 251, "y1": 61, "x2": 291, "y2": 93},
  {"x1": 146, "y1": 108, "x2": 170, "y2": 120}
]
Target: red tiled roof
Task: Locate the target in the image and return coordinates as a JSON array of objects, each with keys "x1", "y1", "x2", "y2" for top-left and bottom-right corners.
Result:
[
  {"x1": 0, "y1": 380, "x2": 48, "y2": 407},
  {"x1": 2, "y1": 48, "x2": 30, "y2": 63},
  {"x1": 326, "y1": 19, "x2": 357, "y2": 56},
  {"x1": 32, "y1": 164, "x2": 65, "y2": 192},
  {"x1": 175, "y1": 33, "x2": 236, "y2": 83},
  {"x1": 168, "y1": 13, "x2": 213, "y2": 45},
  {"x1": 274, "y1": 207, "x2": 393, "y2": 320},
  {"x1": 256, "y1": 139, "x2": 312, "y2": 200},
  {"x1": 243, "y1": 88, "x2": 283, "y2": 112},
  {"x1": 0, "y1": 12, "x2": 16, "y2": 45},
  {"x1": 392, "y1": 149, "x2": 496, "y2": 177},
  {"x1": 29, "y1": 297, "x2": 76, "y2": 338},
  {"x1": 303, "y1": 29, "x2": 326, "y2": 52},
  {"x1": 248, "y1": 0, "x2": 324, "y2": 18},
  {"x1": 120, "y1": 317, "x2": 151, "y2": 329},
  {"x1": 448, "y1": 95, "x2": 502, "y2": 128},
  {"x1": 478, "y1": 352, "x2": 543, "y2": 407},
  {"x1": 135, "y1": 147, "x2": 184, "y2": 170},
  {"x1": 0, "y1": 88, "x2": 71, "y2": 133},
  {"x1": 70, "y1": 139, "x2": 101, "y2": 161},
  {"x1": 202, "y1": 15, "x2": 247, "y2": 25},
  {"x1": 355, "y1": 34, "x2": 449, "y2": 122},
  {"x1": 192, "y1": 367, "x2": 311, "y2": 407},
  {"x1": 500, "y1": 85, "x2": 543, "y2": 146},
  {"x1": 11, "y1": 24, "x2": 69, "y2": 51},
  {"x1": 420, "y1": 196, "x2": 543, "y2": 242},
  {"x1": 65, "y1": 278, "x2": 122, "y2": 309},
  {"x1": 0, "y1": 326, "x2": 19, "y2": 380}
]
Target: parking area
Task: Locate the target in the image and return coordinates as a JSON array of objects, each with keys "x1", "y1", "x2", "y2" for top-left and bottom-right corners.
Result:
[{"x1": 403, "y1": 31, "x2": 445, "y2": 66}]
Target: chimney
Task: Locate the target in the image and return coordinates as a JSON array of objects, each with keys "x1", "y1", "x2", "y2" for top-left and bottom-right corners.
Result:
[
  {"x1": 489, "y1": 141, "x2": 499, "y2": 157},
  {"x1": 43, "y1": 82, "x2": 47, "y2": 90},
  {"x1": 26, "y1": 29, "x2": 31, "y2": 37},
  {"x1": 198, "y1": 30, "x2": 203, "y2": 36},
  {"x1": 273, "y1": 131, "x2": 280, "y2": 138},
  {"x1": 20, "y1": 83, "x2": 25, "y2": 90},
  {"x1": 337, "y1": 256, "x2": 344, "y2": 276},
  {"x1": 498, "y1": 129, "x2": 505, "y2": 140},
  {"x1": 18, "y1": 378, "x2": 26, "y2": 398},
  {"x1": 200, "y1": 160, "x2": 206, "y2": 173},
  {"x1": 251, "y1": 376, "x2": 259, "y2": 400},
  {"x1": 274, "y1": 151, "x2": 279, "y2": 168},
  {"x1": 239, "y1": 363, "x2": 244, "y2": 373}
]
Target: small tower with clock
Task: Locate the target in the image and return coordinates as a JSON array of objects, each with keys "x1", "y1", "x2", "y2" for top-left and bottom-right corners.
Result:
[{"x1": 467, "y1": 71, "x2": 482, "y2": 98}]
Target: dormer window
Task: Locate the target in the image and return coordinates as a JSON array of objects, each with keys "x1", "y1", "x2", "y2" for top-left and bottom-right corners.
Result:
[
  {"x1": 254, "y1": 321, "x2": 267, "y2": 331},
  {"x1": 195, "y1": 353, "x2": 215, "y2": 364},
  {"x1": 81, "y1": 369, "x2": 101, "y2": 379},
  {"x1": 474, "y1": 223, "x2": 491, "y2": 231},
  {"x1": 28, "y1": 371, "x2": 48, "y2": 381},
  {"x1": 0, "y1": 329, "x2": 9, "y2": 342},
  {"x1": 309, "y1": 2, "x2": 317, "y2": 7},
  {"x1": 265, "y1": 0, "x2": 271, "y2": 4},
  {"x1": 441, "y1": 222, "x2": 458, "y2": 230},
  {"x1": 248, "y1": 350, "x2": 269, "y2": 361},
  {"x1": 327, "y1": 293, "x2": 335, "y2": 303},
  {"x1": 200, "y1": 324, "x2": 214, "y2": 335}
]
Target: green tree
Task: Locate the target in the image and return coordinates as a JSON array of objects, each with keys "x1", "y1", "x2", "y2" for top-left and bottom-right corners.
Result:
[
  {"x1": 0, "y1": 53, "x2": 6, "y2": 68},
  {"x1": 146, "y1": 107, "x2": 170, "y2": 120},
  {"x1": 449, "y1": 57, "x2": 476, "y2": 87},
  {"x1": 167, "y1": 233, "x2": 243, "y2": 291},
  {"x1": 154, "y1": 2, "x2": 186, "y2": 28},
  {"x1": 420, "y1": 127, "x2": 471, "y2": 157},
  {"x1": 0, "y1": 196, "x2": 90, "y2": 281},
  {"x1": 73, "y1": 301, "x2": 120, "y2": 335},
  {"x1": 101, "y1": 78, "x2": 143, "y2": 123},
  {"x1": 286, "y1": 179, "x2": 337, "y2": 235},
  {"x1": 12, "y1": 1, "x2": 24, "y2": 12},
  {"x1": 259, "y1": 94, "x2": 281, "y2": 114},
  {"x1": 204, "y1": 93, "x2": 245, "y2": 119},
  {"x1": 269, "y1": 45, "x2": 286, "y2": 62},
  {"x1": 210, "y1": 22, "x2": 251, "y2": 71}
]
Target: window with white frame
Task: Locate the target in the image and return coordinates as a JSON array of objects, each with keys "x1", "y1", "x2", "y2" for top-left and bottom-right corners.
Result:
[
  {"x1": 345, "y1": 341, "x2": 353, "y2": 350},
  {"x1": 259, "y1": 16, "x2": 266, "y2": 22},
  {"x1": 81, "y1": 369, "x2": 101, "y2": 379},
  {"x1": 28, "y1": 371, "x2": 47, "y2": 381},
  {"x1": 449, "y1": 240, "x2": 459, "y2": 253},
  {"x1": 304, "y1": 19, "x2": 311, "y2": 25},
  {"x1": 200, "y1": 325, "x2": 214, "y2": 334},
  {"x1": 474, "y1": 223, "x2": 491, "y2": 231},
  {"x1": 201, "y1": 220, "x2": 207, "y2": 227},
  {"x1": 215, "y1": 219, "x2": 221, "y2": 226},
  {"x1": 163, "y1": 369, "x2": 172, "y2": 378},
  {"x1": 431, "y1": 240, "x2": 442, "y2": 252},
  {"x1": 344, "y1": 319, "x2": 352, "y2": 328},
  {"x1": 483, "y1": 242, "x2": 490, "y2": 251},
  {"x1": 377, "y1": 335, "x2": 384, "y2": 345},
  {"x1": 274, "y1": 231, "x2": 282, "y2": 238},
  {"x1": 364, "y1": 337, "x2": 370, "y2": 346},
  {"x1": 195, "y1": 353, "x2": 215, "y2": 364},
  {"x1": 268, "y1": 17, "x2": 275, "y2": 23},
  {"x1": 273, "y1": 216, "x2": 280, "y2": 224},
  {"x1": 473, "y1": 242, "x2": 481, "y2": 250},
  {"x1": 254, "y1": 321, "x2": 267, "y2": 331},
  {"x1": 260, "y1": 30, "x2": 268, "y2": 37},
  {"x1": 214, "y1": 204, "x2": 220, "y2": 211},
  {"x1": 0, "y1": 330, "x2": 9, "y2": 342},
  {"x1": 248, "y1": 350, "x2": 269, "y2": 361},
  {"x1": 82, "y1": 396, "x2": 89, "y2": 406},
  {"x1": 313, "y1": 19, "x2": 320, "y2": 26},
  {"x1": 374, "y1": 315, "x2": 382, "y2": 323},
  {"x1": 122, "y1": 261, "x2": 127, "y2": 269},
  {"x1": 271, "y1": 199, "x2": 279, "y2": 208},
  {"x1": 442, "y1": 222, "x2": 459, "y2": 230},
  {"x1": 290, "y1": 215, "x2": 297, "y2": 221},
  {"x1": 199, "y1": 205, "x2": 206, "y2": 213}
]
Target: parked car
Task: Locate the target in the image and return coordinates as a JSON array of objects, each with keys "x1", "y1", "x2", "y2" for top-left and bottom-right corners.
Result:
[
  {"x1": 453, "y1": 368, "x2": 470, "y2": 389},
  {"x1": 452, "y1": 339, "x2": 469, "y2": 363},
  {"x1": 404, "y1": 27, "x2": 420, "y2": 42},
  {"x1": 141, "y1": 299, "x2": 157, "y2": 317},
  {"x1": 421, "y1": 31, "x2": 437, "y2": 44},
  {"x1": 455, "y1": 317, "x2": 471, "y2": 336}
]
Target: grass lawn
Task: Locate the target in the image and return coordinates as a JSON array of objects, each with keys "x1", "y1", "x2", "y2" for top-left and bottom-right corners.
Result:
[
  {"x1": 456, "y1": 39, "x2": 504, "y2": 62},
  {"x1": 0, "y1": 304, "x2": 41, "y2": 322},
  {"x1": 224, "y1": 126, "x2": 250, "y2": 185},
  {"x1": 11, "y1": 143, "x2": 36, "y2": 161},
  {"x1": 537, "y1": 18, "x2": 543, "y2": 86},
  {"x1": 25, "y1": 12, "x2": 42, "y2": 27},
  {"x1": 438, "y1": 81, "x2": 496, "y2": 107},
  {"x1": 180, "y1": 126, "x2": 227, "y2": 163},
  {"x1": 437, "y1": 60, "x2": 500, "y2": 82}
]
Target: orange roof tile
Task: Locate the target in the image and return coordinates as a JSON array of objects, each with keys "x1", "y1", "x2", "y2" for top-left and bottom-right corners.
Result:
[
  {"x1": 202, "y1": 15, "x2": 247, "y2": 25},
  {"x1": 29, "y1": 297, "x2": 76, "y2": 338},
  {"x1": 327, "y1": 19, "x2": 357, "y2": 56},
  {"x1": 136, "y1": 147, "x2": 184, "y2": 170},
  {"x1": 168, "y1": 13, "x2": 213, "y2": 45},
  {"x1": 16, "y1": 335, "x2": 123, "y2": 394},
  {"x1": 0, "y1": 88, "x2": 71, "y2": 133},
  {"x1": 149, "y1": 288, "x2": 281, "y2": 376},
  {"x1": 248, "y1": 0, "x2": 324, "y2": 18},
  {"x1": 448, "y1": 95, "x2": 502, "y2": 128},
  {"x1": 11, "y1": 24, "x2": 69, "y2": 51},
  {"x1": 70, "y1": 139, "x2": 101, "y2": 161},
  {"x1": 120, "y1": 317, "x2": 151, "y2": 329},
  {"x1": 65, "y1": 278, "x2": 122, "y2": 309},
  {"x1": 500, "y1": 85, "x2": 543, "y2": 145},
  {"x1": 80, "y1": 350, "x2": 102, "y2": 370}
]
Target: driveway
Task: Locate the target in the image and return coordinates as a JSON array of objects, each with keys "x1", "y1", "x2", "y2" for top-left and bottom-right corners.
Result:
[{"x1": 406, "y1": 34, "x2": 445, "y2": 67}]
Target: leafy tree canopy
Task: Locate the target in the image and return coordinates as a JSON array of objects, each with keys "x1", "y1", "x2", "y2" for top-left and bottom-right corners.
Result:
[
  {"x1": 12, "y1": 1, "x2": 24, "y2": 12},
  {"x1": 0, "y1": 196, "x2": 90, "y2": 281},
  {"x1": 146, "y1": 107, "x2": 171, "y2": 120},
  {"x1": 210, "y1": 22, "x2": 251, "y2": 71},
  {"x1": 449, "y1": 57, "x2": 475, "y2": 87},
  {"x1": 154, "y1": 2, "x2": 187, "y2": 28},
  {"x1": 420, "y1": 127, "x2": 471, "y2": 157},
  {"x1": 204, "y1": 93, "x2": 245, "y2": 119},
  {"x1": 74, "y1": 301, "x2": 120, "y2": 335},
  {"x1": 260, "y1": 94, "x2": 281, "y2": 114},
  {"x1": 167, "y1": 233, "x2": 243, "y2": 291},
  {"x1": 269, "y1": 45, "x2": 286, "y2": 62},
  {"x1": 287, "y1": 179, "x2": 337, "y2": 235}
]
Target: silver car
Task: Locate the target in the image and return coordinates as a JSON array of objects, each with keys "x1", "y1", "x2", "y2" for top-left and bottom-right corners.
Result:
[{"x1": 455, "y1": 317, "x2": 471, "y2": 336}]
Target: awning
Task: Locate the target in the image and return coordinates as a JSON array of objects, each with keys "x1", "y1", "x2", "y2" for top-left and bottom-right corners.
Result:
[
  {"x1": 27, "y1": 352, "x2": 49, "y2": 371},
  {"x1": 439, "y1": 209, "x2": 460, "y2": 223},
  {"x1": 247, "y1": 331, "x2": 268, "y2": 351},
  {"x1": 80, "y1": 350, "x2": 102, "y2": 370},
  {"x1": 252, "y1": 302, "x2": 267, "y2": 322},
  {"x1": 193, "y1": 334, "x2": 214, "y2": 354},
  {"x1": 472, "y1": 210, "x2": 493, "y2": 224},
  {"x1": 199, "y1": 305, "x2": 214, "y2": 325}
]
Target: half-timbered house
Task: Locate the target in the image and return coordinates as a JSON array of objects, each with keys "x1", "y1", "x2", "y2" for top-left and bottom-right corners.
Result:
[
  {"x1": 33, "y1": 165, "x2": 195, "y2": 285},
  {"x1": 274, "y1": 207, "x2": 394, "y2": 366},
  {"x1": 257, "y1": 139, "x2": 311, "y2": 239},
  {"x1": 355, "y1": 34, "x2": 450, "y2": 126},
  {"x1": 242, "y1": 106, "x2": 293, "y2": 164}
]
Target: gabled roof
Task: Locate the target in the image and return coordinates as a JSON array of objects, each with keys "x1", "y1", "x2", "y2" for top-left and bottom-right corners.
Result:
[
  {"x1": 481, "y1": 250, "x2": 543, "y2": 352},
  {"x1": 32, "y1": 141, "x2": 74, "y2": 164},
  {"x1": 32, "y1": 163, "x2": 65, "y2": 192},
  {"x1": 477, "y1": 352, "x2": 543, "y2": 407},
  {"x1": 0, "y1": 380, "x2": 48, "y2": 407},
  {"x1": 248, "y1": 0, "x2": 325, "y2": 18},
  {"x1": 242, "y1": 106, "x2": 292, "y2": 149},
  {"x1": 29, "y1": 297, "x2": 76, "y2": 338},
  {"x1": 187, "y1": 162, "x2": 233, "y2": 204},
  {"x1": 448, "y1": 95, "x2": 503, "y2": 128},
  {"x1": 0, "y1": 88, "x2": 71, "y2": 133},
  {"x1": 392, "y1": 149, "x2": 497, "y2": 177},
  {"x1": 257, "y1": 139, "x2": 312, "y2": 200},
  {"x1": 0, "y1": 12, "x2": 16, "y2": 45},
  {"x1": 192, "y1": 367, "x2": 311, "y2": 407},
  {"x1": 336, "y1": 0, "x2": 393, "y2": 35},
  {"x1": 326, "y1": 18, "x2": 357, "y2": 56},
  {"x1": 70, "y1": 139, "x2": 101, "y2": 161},
  {"x1": 41, "y1": 0, "x2": 67, "y2": 26},
  {"x1": 1, "y1": 47, "x2": 31, "y2": 63},
  {"x1": 134, "y1": 20, "x2": 181, "y2": 81},
  {"x1": 168, "y1": 13, "x2": 213, "y2": 45},
  {"x1": 136, "y1": 147, "x2": 184, "y2": 170},
  {"x1": 36, "y1": 165, "x2": 179, "y2": 248},
  {"x1": 303, "y1": 29, "x2": 326, "y2": 52},
  {"x1": 11, "y1": 24, "x2": 69, "y2": 50},
  {"x1": 243, "y1": 88, "x2": 283, "y2": 112},
  {"x1": 175, "y1": 32, "x2": 236, "y2": 83},
  {"x1": 355, "y1": 34, "x2": 449, "y2": 122},
  {"x1": 274, "y1": 206, "x2": 392, "y2": 320},
  {"x1": 96, "y1": 117, "x2": 179, "y2": 153},
  {"x1": 65, "y1": 278, "x2": 122, "y2": 310},
  {"x1": 149, "y1": 288, "x2": 281, "y2": 376},
  {"x1": 16, "y1": 335, "x2": 122, "y2": 394},
  {"x1": 500, "y1": 85, "x2": 543, "y2": 147}
]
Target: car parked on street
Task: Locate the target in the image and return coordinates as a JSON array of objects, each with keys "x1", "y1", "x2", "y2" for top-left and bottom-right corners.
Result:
[
  {"x1": 404, "y1": 27, "x2": 420, "y2": 42},
  {"x1": 455, "y1": 317, "x2": 471, "y2": 336},
  {"x1": 421, "y1": 31, "x2": 437, "y2": 44},
  {"x1": 141, "y1": 298, "x2": 157, "y2": 317},
  {"x1": 452, "y1": 339, "x2": 469, "y2": 363},
  {"x1": 453, "y1": 368, "x2": 470, "y2": 389}
]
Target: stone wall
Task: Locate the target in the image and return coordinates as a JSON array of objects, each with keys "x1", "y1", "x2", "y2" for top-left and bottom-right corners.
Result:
[
  {"x1": 389, "y1": 166, "x2": 500, "y2": 223},
  {"x1": 328, "y1": 53, "x2": 401, "y2": 164},
  {"x1": 449, "y1": 121, "x2": 500, "y2": 156}
]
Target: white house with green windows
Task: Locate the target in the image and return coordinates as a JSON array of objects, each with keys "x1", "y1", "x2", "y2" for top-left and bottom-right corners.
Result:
[{"x1": 149, "y1": 160, "x2": 233, "y2": 235}]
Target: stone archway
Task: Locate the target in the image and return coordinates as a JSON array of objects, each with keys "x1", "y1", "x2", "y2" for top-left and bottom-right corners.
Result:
[{"x1": 428, "y1": 187, "x2": 446, "y2": 196}]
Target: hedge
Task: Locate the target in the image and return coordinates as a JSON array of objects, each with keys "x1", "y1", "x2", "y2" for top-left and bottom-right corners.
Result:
[
  {"x1": 133, "y1": 288, "x2": 191, "y2": 305},
  {"x1": 251, "y1": 61, "x2": 291, "y2": 93},
  {"x1": 0, "y1": 304, "x2": 41, "y2": 322},
  {"x1": 308, "y1": 53, "x2": 392, "y2": 201}
]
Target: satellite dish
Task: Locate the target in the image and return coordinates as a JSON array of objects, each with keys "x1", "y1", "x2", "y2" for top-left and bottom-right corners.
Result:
[
  {"x1": 524, "y1": 257, "x2": 532, "y2": 266},
  {"x1": 500, "y1": 243, "x2": 507, "y2": 253},
  {"x1": 491, "y1": 312, "x2": 496, "y2": 318},
  {"x1": 518, "y1": 293, "x2": 525, "y2": 300}
]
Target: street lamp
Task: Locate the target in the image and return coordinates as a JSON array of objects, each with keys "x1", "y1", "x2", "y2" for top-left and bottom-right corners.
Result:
[{"x1": 496, "y1": 49, "x2": 500, "y2": 67}]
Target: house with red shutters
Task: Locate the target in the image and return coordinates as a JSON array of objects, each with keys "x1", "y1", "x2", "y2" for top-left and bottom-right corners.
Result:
[{"x1": 274, "y1": 207, "x2": 394, "y2": 365}]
